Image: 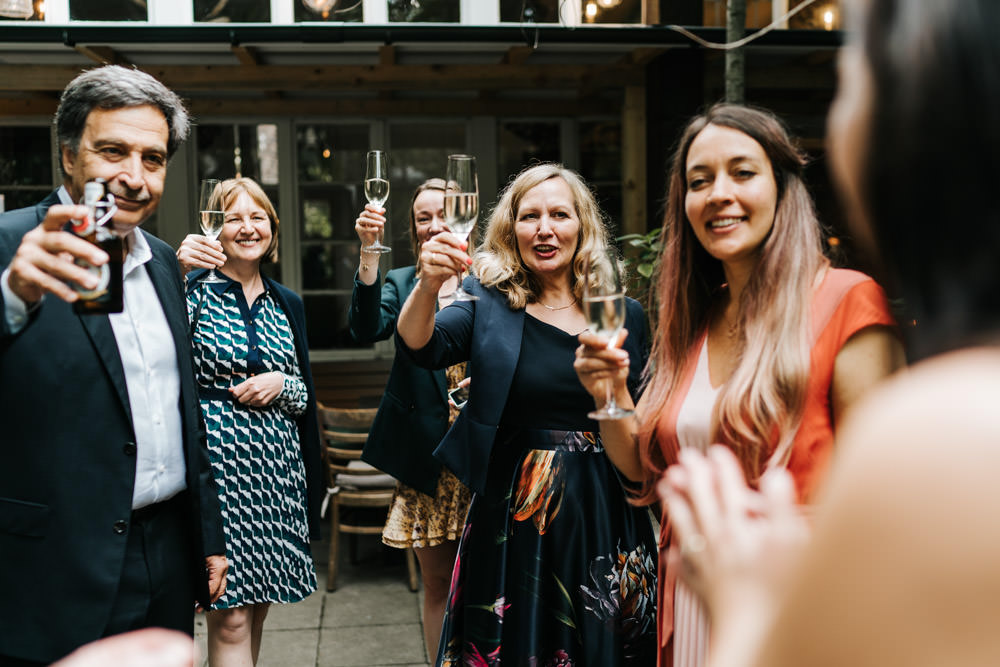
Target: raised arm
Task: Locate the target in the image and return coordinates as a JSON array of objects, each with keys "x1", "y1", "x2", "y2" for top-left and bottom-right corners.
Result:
[{"x1": 397, "y1": 229, "x2": 469, "y2": 351}]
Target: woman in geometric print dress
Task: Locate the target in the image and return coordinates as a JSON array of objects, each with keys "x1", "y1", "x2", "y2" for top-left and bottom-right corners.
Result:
[
  {"x1": 398, "y1": 163, "x2": 658, "y2": 666},
  {"x1": 176, "y1": 177, "x2": 323, "y2": 667}
]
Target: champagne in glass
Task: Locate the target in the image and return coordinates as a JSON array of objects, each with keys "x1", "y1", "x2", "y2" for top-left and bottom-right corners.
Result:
[
  {"x1": 198, "y1": 179, "x2": 226, "y2": 284},
  {"x1": 583, "y1": 248, "x2": 634, "y2": 420},
  {"x1": 444, "y1": 154, "x2": 479, "y2": 302},
  {"x1": 362, "y1": 150, "x2": 391, "y2": 254}
]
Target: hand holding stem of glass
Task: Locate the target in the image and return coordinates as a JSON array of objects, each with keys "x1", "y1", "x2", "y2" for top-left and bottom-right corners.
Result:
[
  {"x1": 583, "y1": 249, "x2": 634, "y2": 420},
  {"x1": 444, "y1": 154, "x2": 479, "y2": 301},
  {"x1": 198, "y1": 179, "x2": 226, "y2": 284},
  {"x1": 362, "y1": 150, "x2": 391, "y2": 254}
]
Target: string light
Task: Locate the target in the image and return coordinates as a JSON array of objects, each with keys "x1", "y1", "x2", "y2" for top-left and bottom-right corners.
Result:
[
  {"x1": 584, "y1": 2, "x2": 598, "y2": 20},
  {"x1": 302, "y1": 0, "x2": 337, "y2": 19}
]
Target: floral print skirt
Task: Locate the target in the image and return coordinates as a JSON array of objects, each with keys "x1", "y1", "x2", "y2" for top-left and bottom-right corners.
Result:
[
  {"x1": 438, "y1": 428, "x2": 658, "y2": 666},
  {"x1": 383, "y1": 467, "x2": 473, "y2": 549}
]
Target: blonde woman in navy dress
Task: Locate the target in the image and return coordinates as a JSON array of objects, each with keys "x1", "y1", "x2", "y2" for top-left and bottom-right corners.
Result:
[{"x1": 176, "y1": 178, "x2": 323, "y2": 667}]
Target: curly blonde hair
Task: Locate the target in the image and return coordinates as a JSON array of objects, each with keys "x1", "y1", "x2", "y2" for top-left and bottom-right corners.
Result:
[{"x1": 473, "y1": 163, "x2": 613, "y2": 309}]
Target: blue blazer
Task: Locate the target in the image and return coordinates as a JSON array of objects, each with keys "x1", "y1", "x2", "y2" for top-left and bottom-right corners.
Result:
[
  {"x1": 396, "y1": 276, "x2": 647, "y2": 496},
  {"x1": 0, "y1": 191, "x2": 225, "y2": 663},
  {"x1": 349, "y1": 266, "x2": 450, "y2": 495},
  {"x1": 186, "y1": 269, "x2": 325, "y2": 539}
]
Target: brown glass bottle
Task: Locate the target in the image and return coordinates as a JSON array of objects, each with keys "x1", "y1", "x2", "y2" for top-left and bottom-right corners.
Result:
[{"x1": 67, "y1": 179, "x2": 124, "y2": 314}]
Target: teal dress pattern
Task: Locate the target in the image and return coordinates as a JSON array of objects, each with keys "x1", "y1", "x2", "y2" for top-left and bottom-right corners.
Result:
[{"x1": 187, "y1": 276, "x2": 317, "y2": 609}]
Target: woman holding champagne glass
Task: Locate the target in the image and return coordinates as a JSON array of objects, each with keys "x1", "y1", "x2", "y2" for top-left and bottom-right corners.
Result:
[
  {"x1": 350, "y1": 175, "x2": 472, "y2": 661},
  {"x1": 176, "y1": 177, "x2": 323, "y2": 667},
  {"x1": 574, "y1": 104, "x2": 904, "y2": 666},
  {"x1": 397, "y1": 162, "x2": 658, "y2": 666}
]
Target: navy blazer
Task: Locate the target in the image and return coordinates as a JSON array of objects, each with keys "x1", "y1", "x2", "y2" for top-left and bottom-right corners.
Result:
[
  {"x1": 396, "y1": 276, "x2": 647, "y2": 496},
  {"x1": 0, "y1": 191, "x2": 225, "y2": 663},
  {"x1": 186, "y1": 268, "x2": 325, "y2": 539},
  {"x1": 349, "y1": 266, "x2": 450, "y2": 495}
]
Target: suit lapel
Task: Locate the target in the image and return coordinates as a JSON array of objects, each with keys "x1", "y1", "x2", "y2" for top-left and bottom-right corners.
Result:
[
  {"x1": 144, "y1": 238, "x2": 191, "y2": 378},
  {"x1": 79, "y1": 314, "x2": 133, "y2": 425}
]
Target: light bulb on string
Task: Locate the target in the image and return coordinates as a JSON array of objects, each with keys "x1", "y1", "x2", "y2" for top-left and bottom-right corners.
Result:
[
  {"x1": 302, "y1": 0, "x2": 338, "y2": 19},
  {"x1": 597, "y1": 0, "x2": 622, "y2": 8}
]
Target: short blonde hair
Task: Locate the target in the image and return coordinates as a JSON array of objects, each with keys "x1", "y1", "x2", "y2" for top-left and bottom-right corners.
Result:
[
  {"x1": 474, "y1": 163, "x2": 612, "y2": 309},
  {"x1": 217, "y1": 177, "x2": 279, "y2": 264}
]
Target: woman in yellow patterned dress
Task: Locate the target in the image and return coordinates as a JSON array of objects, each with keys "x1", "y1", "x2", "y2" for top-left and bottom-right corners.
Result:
[{"x1": 349, "y1": 178, "x2": 471, "y2": 660}]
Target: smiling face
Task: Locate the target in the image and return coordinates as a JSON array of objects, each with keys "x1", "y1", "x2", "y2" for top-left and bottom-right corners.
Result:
[
  {"x1": 413, "y1": 188, "x2": 447, "y2": 248},
  {"x1": 684, "y1": 124, "x2": 779, "y2": 277},
  {"x1": 219, "y1": 190, "x2": 274, "y2": 269},
  {"x1": 514, "y1": 177, "x2": 581, "y2": 285},
  {"x1": 62, "y1": 105, "x2": 169, "y2": 232}
]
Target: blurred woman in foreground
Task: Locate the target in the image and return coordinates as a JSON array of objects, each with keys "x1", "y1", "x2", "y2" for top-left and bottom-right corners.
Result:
[{"x1": 660, "y1": 1, "x2": 1000, "y2": 665}]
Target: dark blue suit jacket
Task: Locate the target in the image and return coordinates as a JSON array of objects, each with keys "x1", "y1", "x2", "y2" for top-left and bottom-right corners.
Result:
[
  {"x1": 186, "y1": 269, "x2": 325, "y2": 539},
  {"x1": 397, "y1": 276, "x2": 647, "y2": 496},
  {"x1": 349, "y1": 266, "x2": 450, "y2": 495},
  {"x1": 0, "y1": 191, "x2": 225, "y2": 663}
]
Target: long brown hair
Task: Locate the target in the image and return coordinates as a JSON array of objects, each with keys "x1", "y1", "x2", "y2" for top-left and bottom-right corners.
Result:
[{"x1": 638, "y1": 104, "x2": 828, "y2": 495}]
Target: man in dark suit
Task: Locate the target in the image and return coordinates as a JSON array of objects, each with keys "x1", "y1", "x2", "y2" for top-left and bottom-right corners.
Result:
[{"x1": 0, "y1": 65, "x2": 227, "y2": 666}]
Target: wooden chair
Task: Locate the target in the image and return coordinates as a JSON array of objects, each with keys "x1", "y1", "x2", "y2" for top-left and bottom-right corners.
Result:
[{"x1": 317, "y1": 402, "x2": 418, "y2": 592}]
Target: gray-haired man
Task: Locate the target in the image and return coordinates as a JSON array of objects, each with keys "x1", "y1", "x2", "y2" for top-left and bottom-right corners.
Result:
[{"x1": 0, "y1": 65, "x2": 227, "y2": 666}]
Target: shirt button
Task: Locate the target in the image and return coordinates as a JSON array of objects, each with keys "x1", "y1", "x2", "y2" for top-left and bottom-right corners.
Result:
[
  {"x1": 113, "y1": 520, "x2": 128, "y2": 535},
  {"x1": 123, "y1": 442, "x2": 137, "y2": 456},
  {"x1": 157, "y1": 464, "x2": 166, "y2": 474}
]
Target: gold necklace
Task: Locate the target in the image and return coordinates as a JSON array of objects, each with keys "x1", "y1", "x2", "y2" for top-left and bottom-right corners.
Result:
[{"x1": 538, "y1": 297, "x2": 577, "y2": 311}]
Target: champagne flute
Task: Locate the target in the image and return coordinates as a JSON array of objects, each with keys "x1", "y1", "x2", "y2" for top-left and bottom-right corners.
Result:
[
  {"x1": 198, "y1": 179, "x2": 226, "y2": 284},
  {"x1": 361, "y1": 150, "x2": 391, "y2": 254},
  {"x1": 583, "y1": 248, "x2": 633, "y2": 420},
  {"x1": 443, "y1": 154, "x2": 479, "y2": 302}
]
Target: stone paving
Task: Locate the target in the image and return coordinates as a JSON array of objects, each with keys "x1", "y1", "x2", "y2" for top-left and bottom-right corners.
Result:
[{"x1": 194, "y1": 531, "x2": 431, "y2": 667}]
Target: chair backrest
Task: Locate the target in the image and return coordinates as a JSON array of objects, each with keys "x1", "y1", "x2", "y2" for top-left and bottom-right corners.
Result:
[{"x1": 316, "y1": 402, "x2": 381, "y2": 482}]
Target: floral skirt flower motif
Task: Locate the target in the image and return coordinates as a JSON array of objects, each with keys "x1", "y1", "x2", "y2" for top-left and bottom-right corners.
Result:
[
  {"x1": 579, "y1": 543, "x2": 658, "y2": 660},
  {"x1": 437, "y1": 428, "x2": 658, "y2": 667}
]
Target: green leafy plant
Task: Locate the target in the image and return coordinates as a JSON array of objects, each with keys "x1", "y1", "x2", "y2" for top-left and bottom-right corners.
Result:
[{"x1": 618, "y1": 227, "x2": 663, "y2": 307}]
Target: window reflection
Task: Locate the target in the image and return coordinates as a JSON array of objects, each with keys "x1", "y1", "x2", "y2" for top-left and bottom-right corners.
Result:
[
  {"x1": 582, "y1": 0, "x2": 641, "y2": 24},
  {"x1": 580, "y1": 120, "x2": 623, "y2": 232},
  {"x1": 499, "y1": 121, "x2": 560, "y2": 185},
  {"x1": 499, "y1": 0, "x2": 560, "y2": 22},
  {"x1": 0, "y1": 126, "x2": 53, "y2": 213},
  {"x1": 70, "y1": 0, "x2": 147, "y2": 21},
  {"x1": 388, "y1": 0, "x2": 459, "y2": 23},
  {"x1": 193, "y1": 0, "x2": 270, "y2": 22},
  {"x1": 295, "y1": 0, "x2": 363, "y2": 21}
]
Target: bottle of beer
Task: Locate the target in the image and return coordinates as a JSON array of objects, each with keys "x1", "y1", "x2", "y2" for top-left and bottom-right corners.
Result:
[{"x1": 67, "y1": 178, "x2": 124, "y2": 314}]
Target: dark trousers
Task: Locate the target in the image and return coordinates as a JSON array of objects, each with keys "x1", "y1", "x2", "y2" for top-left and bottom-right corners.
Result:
[{"x1": 103, "y1": 492, "x2": 197, "y2": 638}]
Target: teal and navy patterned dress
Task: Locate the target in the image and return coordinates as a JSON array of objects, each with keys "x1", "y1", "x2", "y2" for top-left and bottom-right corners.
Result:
[{"x1": 187, "y1": 274, "x2": 317, "y2": 609}]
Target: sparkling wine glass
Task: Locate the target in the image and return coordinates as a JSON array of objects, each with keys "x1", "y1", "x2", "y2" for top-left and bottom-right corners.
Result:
[
  {"x1": 444, "y1": 154, "x2": 479, "y2": 302},
  {"x1": 362, "y1": 150, "x2": 391, "y2": 254},
  {"x1": 583, "y1": 248, "x2": 633, "y2": 420},
  {"x1": 198, "y1": 179, "x2": 226, "y2": 284}
]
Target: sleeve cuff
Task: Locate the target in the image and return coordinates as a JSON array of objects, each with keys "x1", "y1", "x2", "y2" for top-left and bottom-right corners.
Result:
[{"x1": 1, "y1": 267, "x2": 40, "y2": 334}]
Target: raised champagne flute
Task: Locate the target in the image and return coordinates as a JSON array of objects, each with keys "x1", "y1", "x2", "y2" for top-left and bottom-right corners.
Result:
[
  {"x1": 443, "y1": 154, "x2": 479, "y2": 302},
  {"x1": 198, "y1": 179, "x2": 226, "y2": 284},
  {"x1": 583, "y1": 247, "x2": 633, "y2": 420},
  {"x1": 362, "y1": 150, "x2": 391, "y2": 254}
]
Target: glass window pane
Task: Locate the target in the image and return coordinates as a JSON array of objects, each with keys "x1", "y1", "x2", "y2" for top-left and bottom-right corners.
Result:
[
  {"x1": 295, "y1": 0, "x2": 363, "y2": 21},
  {"x1": 388, "y1": 0, "x2": 459, "y2": 22},
  {"x1": 0, "y1": 126, "x2": 52, "y2": 214},
  {"x1": 580, "y1": 120, "x2": 622, "y2": 231},
  {"x1": 297, "y1": 124, "x2": 369, "y2": 184},
  {"x1": 196, "y1": 124, "x2": 280, "y2": 186},
  {"x1": 702, "y1": 0, "x2": 772, "y2": 28},
  {"x1": 193, "y1": 0, "x2": 270, "y2": 22},
  {"x1": 582, "y1": 0, "x2": 642, "y2": 24},
  {"x1": 301, "y1": 241, "x2": 363, "y2": 290},
  {"x1": 300, "y1": 184, "x2": 359, "y2": 242},
  {"x1": 304, "y1": 294, "x2": 365, "y2": 349},
  {"x1": 788, "y1": 0, "x2": 841, "y2": 30},
  {"x1": 498, "y1": 121, "x2": 560, "y2": 185},
  {"x1": 499, "y1": 0, "x2": 560, "y2": 22},
  {"x1": 70, "y1": 0, "x2": 147, "y2": 21},
  {"x1": 386, "y1": 122, "x2": 466, "y2": 266}
]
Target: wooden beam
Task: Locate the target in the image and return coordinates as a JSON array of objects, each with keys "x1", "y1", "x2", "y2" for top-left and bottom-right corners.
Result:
[
  {"x1": 0, "y1": 63, "x2": 644, "y2": 94},
  {"x1": 621, "y1": 83, "x2": 647, "y2": 237},
  {"x1": 502, "y1": 46, "x2": 534, "y2": 65},
  {"x1": 231, "y1": 45, "x2": 260, "y2": 66},
  {"x1": 74, "y1": 45, "x2": 129, "y2": 66},
  {"x1": 378, "y1": 45, "x2": 395, "y2": 66},
  {"x1": 642, "y1": 0, "x2": 660, "y2": 24}
]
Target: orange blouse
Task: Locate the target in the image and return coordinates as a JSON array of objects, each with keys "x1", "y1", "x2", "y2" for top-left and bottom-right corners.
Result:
[{"x1": 653, "y1": 268, "x2": 897, "y2": 665}]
